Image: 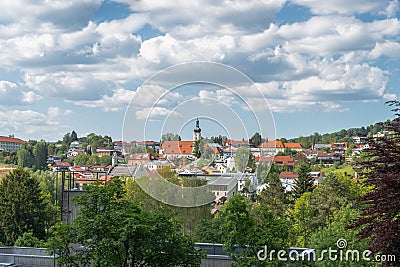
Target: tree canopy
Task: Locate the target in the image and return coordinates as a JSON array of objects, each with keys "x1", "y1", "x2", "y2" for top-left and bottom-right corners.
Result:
[{"x1": 49, "y1": 179, "x2": 204, "y2": 267}]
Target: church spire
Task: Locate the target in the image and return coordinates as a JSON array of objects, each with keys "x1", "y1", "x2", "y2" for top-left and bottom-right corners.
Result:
[{"x1": 193, "y1": 118, "x2": 201, "y2": 141}]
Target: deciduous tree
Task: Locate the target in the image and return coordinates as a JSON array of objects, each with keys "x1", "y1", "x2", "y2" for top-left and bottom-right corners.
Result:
[
  {"x1": 354, "y1": 100, "x2": 400, "y2": 264},
  {"x1": 0, "y1": 168, "x2": 47, "y2": 245}
]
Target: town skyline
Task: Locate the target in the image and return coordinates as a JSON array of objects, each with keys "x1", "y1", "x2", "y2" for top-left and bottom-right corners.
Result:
[{"x1": 0, "y1": 1, "x2": 398, "y2": 141}]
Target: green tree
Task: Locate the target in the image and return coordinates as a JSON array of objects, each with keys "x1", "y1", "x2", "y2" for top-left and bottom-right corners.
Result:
[
  {"x1": 219, "y1": 194, "x2": 289, "y2": 266},
  {"x1": 192, "y1": 140, "x2": 201, "y2": 158},
  {"x1": 73, "y1": 154, "x2": 89, "y2": 166},
  {"x1": 257, "y1": 172, "x2": 286, "y2": 217},
  {"x1": 17, "y1": 147, "x2": 33, "y2": 168},
  {"x1": 0, "y1": 168, "x2": 47, "y2": 245},
  {"x1": 70, "y1": 131, "x2": 78, "y2": 142},
  {"x1": 290, "y1": 192, "x2": 316, "y2": 247},
  {"x1": 100, "y1": 155, "x2": 112, "y2": 166},
  {"x1": 310, "y1": 205, "x2": 370, "y2": 267},
  {"x1": 14, "y1": 232, "x2": 45, "y2": 248},
  {"x1": 251, "y1": 132, "x2": 262, "y2": 147},
  {"x1": 33, "y1": 140, "x2": 48, "y2": 170},
  {"x1": 234, "y1": 146, "x2": 255, "y2": 173},
  {"x1": 87, "y1": 154, "x2": 101, "y2": 165},
  {"x1": 292, "y1": 162, "x2": 313, "y2": 199},
  {"x1": 161, "y1": 132, "x2": 181, "y2": 141},
  {"x1": 49, "y1": 179, "x2": 203, "y2": 267}
]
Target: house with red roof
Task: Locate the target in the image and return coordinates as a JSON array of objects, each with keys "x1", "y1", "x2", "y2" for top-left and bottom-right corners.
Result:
[
  {"x1": 283, "y1": 142, "x2": 303, "y2": 152},
  {"x1": 160, "y1": 141, "x2": 195, "y2": 159},
  {"x1": 259, "y1": 140, "x2": 285, "y2": 155},
  {"x1": 0, "y1": 136, "x2": 26, "y2": 151}
]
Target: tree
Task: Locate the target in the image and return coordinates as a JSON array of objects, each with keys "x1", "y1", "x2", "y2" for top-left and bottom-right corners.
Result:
[
  {"x1": 292, "y1": 162, "x2": 313, "y2": 199},
  {"x1": 14, "y1": 232, "x2": 45, "y2": 248},
  {"x1": 190, "y1": 140, "x2": 200, "y2": 158},
  {"x1": 49, "y1": 179, "x2": 204, "y2": 267},
  {"x1": 70, "y1": 131, "x2": 78, "y2": 142},
  {"x1": 161, "y1": 132, "x2": 181, "y2": 141},
  {"x1": 0, "y1": 168, "x2": 47, "y2": 245},
  {"x1": 309, "y1": 205, "x2": 370, "y2": 267},
  {"x1": 73, "y1": 154, "x2": 89, "y2": 166},
  {"x1": 33, "y1": 140, "x2": 48, "y2": 170},
  {"x1": 100, "y1": 155, "x2": 112, "y2": 166},
  {"x1": 17, "y1": 147, "x2": 33, "y2": 168},
  {"x1": 234, "y1": 146, "x2": 251, "y2": 173},
  {"x1": 87, "y1": 154, "x2": 101, "y2": 165},
  {"x1": 290, "y1": 192, "x2": 316, "y2": 247},
  {"x1": 251, "y1": 132, "x2": 262, "y2": 147},
  {"x1": 353, "y1": 100, "x2": 400, "y2": 263},
  {"x1": 218, "y1": 194, "x2": 289, "y2": 266},
  {"x1": 257, "y1": 172, "x2": 286, "y2": 217}
]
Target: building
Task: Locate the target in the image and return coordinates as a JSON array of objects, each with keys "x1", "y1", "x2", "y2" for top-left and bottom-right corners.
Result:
[
  {"x1": 127, "y1": 153, "x2": 153, "y2": 165},
  {"x1": 352, "y1": 136, "x2": 367, "y2": 144},
  {"x1": 279, "y1": 171, "x2": 298, "y2": 192},
  {"x1": 160, "y1": 140, "x2": 194, "y2": 159},
  {"x1": 331, "y1": 142, "x2": 348, "y2": 154},
  {"x1": 193, "y1": 118, "x2": 201, "y2": 141},
  {"x1": 283, "y1": 142, "x2": 303, "y2": 152},
  {"x1": 0, "y1": 136, "x2": 25, "y2": 151},
  {"x1": 259, "y1": 140, "x2": 285, "y2": 154},
  {"x1": 207, "y1": 176, "x2": 238, "y2": 201}
]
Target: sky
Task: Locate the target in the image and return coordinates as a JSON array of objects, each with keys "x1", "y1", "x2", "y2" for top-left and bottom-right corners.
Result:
[{"x1": 0, "y1": 0, "x2": 399, "y2": 142}]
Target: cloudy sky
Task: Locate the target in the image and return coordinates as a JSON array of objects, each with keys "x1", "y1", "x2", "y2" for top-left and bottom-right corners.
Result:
[{"x1": 0, "y1": 0, "x2": 399, "y2": 142}]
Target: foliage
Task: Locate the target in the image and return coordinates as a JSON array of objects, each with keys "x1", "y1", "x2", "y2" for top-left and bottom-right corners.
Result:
[
  {"x1": 17, "y1": 146, "x2": 33, "y2": 168},
  {"x1": 14, "y1": 232, "x2": 45, "y2": 248},
  {"x1": 48, "y1": 179, "x2": 204, "y2": 267},
  {"x1": 353, "y1": 100, "x2": 400, "y2": 264},
  {"x1": 0, "y1": 168, "x2": 47, "y2": 245},
  {"x1": 309, "y1": 205, "x2": 370, "y2": 267},
  {"x1": 290, "y1": 192, "x2": 316, "y2": 247},
  {"x1": 73, "y1": 154, "x2": 89, "y2": 166},
  {"x1": 257, "y1": 172, "x2": 286, "y2": 218},
  {"x1": 251, "y1": 132, "x2": 262, "y2": 147},
  {"x1": 218, "y1": 194, "x2": 289, "y2": 266},
  {"x1": 161, "y1": 132, "x2": 181, "y2": 141},
  {"x1": 292, "y1": 162, "x2": 313, "y2": 199},
  {"x1": 33, "y1": 140, "x2": 48, "y2": 170},
  {"x1": 234, "y1": 146, "x2": 255, "y2": 173},
  {"x1": 210, "y1": 135, "x2": 227, "y2": 146}
]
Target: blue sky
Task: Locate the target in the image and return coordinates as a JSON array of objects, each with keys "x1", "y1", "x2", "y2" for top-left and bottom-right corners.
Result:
[{"x1": 0, "y1": 0, "x2": 399, "y2": 142}]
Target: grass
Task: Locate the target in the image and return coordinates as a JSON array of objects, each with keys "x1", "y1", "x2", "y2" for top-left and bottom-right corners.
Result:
[{"x1": 321, "y1": 164, "x2": 355, "y2": 177}]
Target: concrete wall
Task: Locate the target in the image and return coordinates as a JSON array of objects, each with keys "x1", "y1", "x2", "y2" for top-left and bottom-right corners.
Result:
[{"x1": 0, "y1": 247, "x2": 55, "y2": 266}]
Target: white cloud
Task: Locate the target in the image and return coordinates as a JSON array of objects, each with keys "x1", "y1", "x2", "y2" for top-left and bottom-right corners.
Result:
[
  {"x1": 0, "y1": 106, "x2": 71, "y2": 139},
  {"x1": 72, "y1": 88, "x2": 136, "y2": 111},
  {"x1": 290, "y1": 0, "x2": 388, "y2": 15},
  {"x1": 369, "y1": 41, "x2": 400, "y2": 59},
  {"x1": 117, "y1": 0, "x2": 285, "y2": 35},
  {"x1": 132, "y1": 84, "x2": 183, "y2": 107},
  {"x1": 140, "y1": 34, "x2": 235, "y2": 64},
  {"x1": 135, "y1": 107, "x2": 181, "y2": 120},
  {"x1": 0, "y1": 80, "x2": 42, "y2": 105}
]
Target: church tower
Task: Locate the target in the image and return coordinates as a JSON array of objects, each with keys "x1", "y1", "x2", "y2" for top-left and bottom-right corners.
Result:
[{"x1": 193, "y1": 118, "x2": 201, "y2": 141}]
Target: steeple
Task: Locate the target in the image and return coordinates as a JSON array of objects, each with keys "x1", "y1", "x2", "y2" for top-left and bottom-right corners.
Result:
[{"x1": 193, "y1": 118, "x2": 201, "y2": 141}]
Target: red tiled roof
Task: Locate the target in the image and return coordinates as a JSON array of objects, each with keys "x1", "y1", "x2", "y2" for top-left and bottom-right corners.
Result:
[
  {"x1": 273, "y1": 155, "x2": 295, "y2": 165},
  {"x1": 259, "y1": 140, "x2": 284, "y2": 148},
  {"x1": 284, "y1": 142, "x2": 303, "y2": 149},
  {"x1": 0, "y1": 136, "x2": 25, "y2": 144},
  {"x1": 162, "y1": 141, "x2": 193, "y2": 155},
  {"x1": 53, "y1": 162, "x2": 71, "y2": 167},
  {"x1": 279, "y1": 172, "x2": 298, "y2": 179}
]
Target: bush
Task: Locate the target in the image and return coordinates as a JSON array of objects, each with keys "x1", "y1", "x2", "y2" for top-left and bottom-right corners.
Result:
[{"x1": 14, "y1": 232, "x2": 45, "y2": 248}]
